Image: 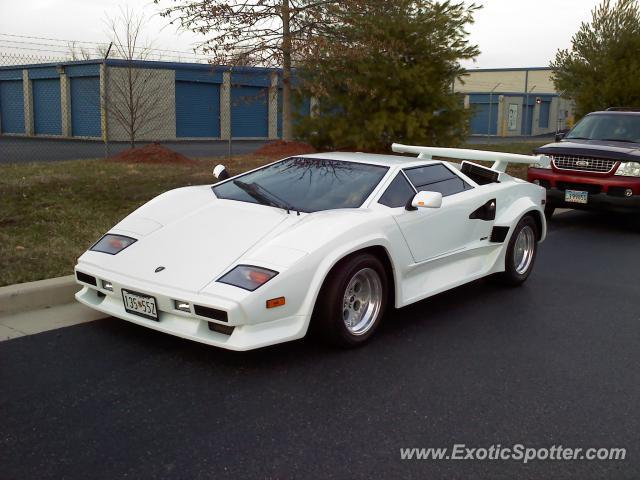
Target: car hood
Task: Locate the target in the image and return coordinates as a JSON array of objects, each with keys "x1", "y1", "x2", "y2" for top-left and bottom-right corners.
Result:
[
  {"x1": 86, "y1": 199, "x2": 292, "y2": 293},
  {"x1": 535, "y1": 140, "x2": 640, "y2": 162}
]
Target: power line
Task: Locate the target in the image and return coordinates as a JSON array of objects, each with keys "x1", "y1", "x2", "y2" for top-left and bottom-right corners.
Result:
[
  {"x1": 0, "y1": 33, "x2": 209, "y2": 58},
  {"x1": 0, "y1": 43, "x2": 212, "y2": 63}
]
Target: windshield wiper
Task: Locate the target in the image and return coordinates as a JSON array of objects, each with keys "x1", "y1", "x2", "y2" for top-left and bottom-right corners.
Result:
[
  {"x1": 565, "y1": 136, "x2": 590, "y2": 140},
  {"x1": 233, "y1": 180, "x2": 299, "y2": 214},
  {"x1": 599, "y1": 138, "x2": 638, "y2": 144}
]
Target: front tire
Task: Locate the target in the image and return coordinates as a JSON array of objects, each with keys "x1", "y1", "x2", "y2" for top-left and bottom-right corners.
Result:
[
  {"x1": 312, "y1": 253, "x2": 388, "y2": 347},
  {"x1": 497, "y1": 215, "x2": 539, "y2": 286}
]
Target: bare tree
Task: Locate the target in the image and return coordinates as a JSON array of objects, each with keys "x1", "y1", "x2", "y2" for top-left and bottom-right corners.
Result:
[
  {"x1": 154, "y1": 0, "x2": 340, "y2": 142},
  {"x1": 67, "y1": 41, "x2": 111, "y2": 61},
  {"x1": 67, "y1": 41, "x2": 92, "y2": 60},
  {"x1": 104, "y1": 7, "x2": 171, "y2": 148}
]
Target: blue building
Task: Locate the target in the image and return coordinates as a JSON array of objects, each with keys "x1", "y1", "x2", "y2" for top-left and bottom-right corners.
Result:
[
  {"x1": 0, "y1": 59, "x2": 311, "y2": 142},
  {"x1": 453, "y1": 67, "x2": 574, "y2": 137}
]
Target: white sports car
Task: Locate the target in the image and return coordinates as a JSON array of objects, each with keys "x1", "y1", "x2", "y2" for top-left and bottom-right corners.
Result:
[{"x1": 75, "y1": 144, "x2": 550, "y2": 350}]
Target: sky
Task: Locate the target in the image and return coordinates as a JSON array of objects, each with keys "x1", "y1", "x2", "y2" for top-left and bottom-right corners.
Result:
[{"x1": 0, "y1": 0, "x2": 605, "y2": 68}]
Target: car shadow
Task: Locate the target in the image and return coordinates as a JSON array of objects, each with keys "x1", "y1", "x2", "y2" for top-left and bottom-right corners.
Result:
[
  {"x1": 97, "y1": 208, "x2": 639, "y2": 368},
  {"x1": 98, "y1": 274, "x2": 504, "y2": 371}
]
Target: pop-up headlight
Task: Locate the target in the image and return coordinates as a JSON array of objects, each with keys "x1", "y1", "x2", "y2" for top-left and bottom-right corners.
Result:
[
  {"x1": 90, "y1": 234, "x2": 137, "y2": 255},
  {"x1": 217, "y1": 265, "x2": 278, "y2": 291}
]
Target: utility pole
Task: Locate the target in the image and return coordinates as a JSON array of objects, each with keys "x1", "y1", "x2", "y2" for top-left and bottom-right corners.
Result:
[
  {"x1": 556, "y1": 90, "x2": 566, "y2": 135},
  {"x1": 487, "y1": 83, "x2": 501, "y2": 143}
]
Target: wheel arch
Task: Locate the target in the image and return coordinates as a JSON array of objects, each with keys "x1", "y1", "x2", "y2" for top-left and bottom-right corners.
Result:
[
  {"x1": 525, "y1": 209, "x2": 544, "y2": 241},
  {"x1": 308, "y1": 244, "x2": 398, "y2": 327}
]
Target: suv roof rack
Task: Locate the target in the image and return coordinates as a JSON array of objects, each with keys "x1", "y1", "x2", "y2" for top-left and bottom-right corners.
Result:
[{"x1": 606, "y1": 107, "x2": 640, "y2": 112}]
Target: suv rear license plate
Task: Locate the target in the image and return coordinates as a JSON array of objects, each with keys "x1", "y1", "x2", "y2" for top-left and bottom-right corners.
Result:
[
  {"x1": 565, "y1": 189, "x2": 588, "y2": 204},
  {"x1": 122, "y1": 289, "x2": 158, "y2": 321}
]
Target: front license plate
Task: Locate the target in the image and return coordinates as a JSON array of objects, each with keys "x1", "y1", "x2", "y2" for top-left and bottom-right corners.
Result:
[
  {"x1": 565, "y1": 189, "x2": 588, "y2": 204},
  {"x1": 122, "y1": 289, "x2": 159, "y2": 321}
]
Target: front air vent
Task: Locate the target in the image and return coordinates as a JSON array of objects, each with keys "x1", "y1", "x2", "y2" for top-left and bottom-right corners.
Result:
[
  {"x1": 490, "y1": 226, "x2": 510, "y2": 243},
  {"x1": 194, "y1": 305, "x2": 228, "y2": 322},
  {"x1": 208, "y1": 322, "x2": 235, "y2": 336},
  {"x1": 76, "y1": 271, "x2": 97, "y2": 286}
]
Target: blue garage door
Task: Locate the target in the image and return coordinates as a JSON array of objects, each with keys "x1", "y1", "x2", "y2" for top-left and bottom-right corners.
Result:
[
  {"x1": 176, "y1": 81, "x2": 220, "y2": 137},
  {"x1": 539, "y1": 101, "x2": 551, "y2": 129},
  {"x1": 522, "y1": 105, "x2": 534, "y2": 135},
  {"x1": 0, "y1": 80, "x2": 25, "y2": 134},
  {"x1": 231, "y1": 86, "x2": 268, "y2": 137},
  {"x1": 469, "y1": 95, "x2": 499, "y2": 135},
  {"x1": 33, "y1": 78, "x2": 61, "y2": 135},
  {"x1": 71, "y1": 77, "x2": 101, "y2": 137}
]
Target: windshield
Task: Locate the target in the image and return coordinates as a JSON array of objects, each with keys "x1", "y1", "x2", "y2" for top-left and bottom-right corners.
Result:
[
  {"x1": 212, "y1": 157, "x2": 388, "y2": 213},
  {"x1": 566, "y1": 114, "x2": 640, "y2": 143}
]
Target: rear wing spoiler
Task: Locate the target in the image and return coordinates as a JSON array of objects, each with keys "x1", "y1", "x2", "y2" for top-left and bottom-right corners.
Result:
[{"x1": 391, "y1": 143, "x2": 551, "y2": 173}]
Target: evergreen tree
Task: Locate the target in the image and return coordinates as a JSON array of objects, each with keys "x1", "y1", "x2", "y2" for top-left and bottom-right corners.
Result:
[
  {"x1": 296, "y1": 0, "x2": 480, "y2": 150},
  {"x1": 552, "y1": 0, "x2": 640, "y2": 117}
]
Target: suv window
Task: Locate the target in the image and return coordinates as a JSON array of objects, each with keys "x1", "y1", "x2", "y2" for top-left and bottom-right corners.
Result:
[
  {"x1": 378, "y1": 173, "x2": 415, "y2": 208},
  {"x1": 566, "y1": 113, "x2": 640, "y2": 143},
  {"x1": 404, "y1": 164, "x2": 471, "y2": 197}
]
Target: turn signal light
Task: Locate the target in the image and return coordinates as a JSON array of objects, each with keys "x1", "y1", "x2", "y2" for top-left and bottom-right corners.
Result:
[{"x1": 266, "y1": 297, "x2": 286, "y2": 309}]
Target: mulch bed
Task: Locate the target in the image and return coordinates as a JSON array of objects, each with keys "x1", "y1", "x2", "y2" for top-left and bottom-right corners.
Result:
[
  {"x1": 108, "y1": 143, "x2": 198, "y2": 165},
  {"x1": 252, "y1": 140, "x2": 317, "y2": 157}
]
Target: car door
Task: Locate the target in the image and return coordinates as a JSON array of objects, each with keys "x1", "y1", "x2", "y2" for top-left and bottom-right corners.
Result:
[{"x1": 389, "y1": 163, "x2": 497, "y2": 263}]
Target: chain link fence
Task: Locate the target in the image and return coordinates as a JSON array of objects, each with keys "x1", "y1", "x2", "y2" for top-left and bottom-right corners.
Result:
[{"x1": 0, "y1": 52, "x2": 286, "y2": 164}]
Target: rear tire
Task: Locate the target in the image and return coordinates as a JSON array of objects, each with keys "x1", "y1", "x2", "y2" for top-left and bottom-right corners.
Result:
[
  {"x1": 312, "y1": 253, "x2": 388, "y2": 347},
  {"x1": 497, "y1": 215, "x2": 539, "y2": 286}
]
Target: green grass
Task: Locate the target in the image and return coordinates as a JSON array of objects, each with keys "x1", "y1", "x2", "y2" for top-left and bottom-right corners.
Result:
[
  {"x1": 0, "y1": 156, "x2": 274, "y2": 287},
  {"x1": 0, "y1": 141, "x2": 547, "y2": 287}
]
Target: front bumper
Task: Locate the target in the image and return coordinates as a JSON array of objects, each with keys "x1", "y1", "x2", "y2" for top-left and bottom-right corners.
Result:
[
  {"x1": 528, "y1": 168, "x2": 640, "y2": 212},
  {"x1": 74, "y1": 267, "x2": 308, "y2": 351}
]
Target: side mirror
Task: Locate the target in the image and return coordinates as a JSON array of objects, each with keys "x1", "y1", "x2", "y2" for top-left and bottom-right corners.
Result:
[
  {"x1": 213, "y1": 164, "x2": 230, "y2": 180},
  {"x1": 555, "y1": 132, "x2": 566, "y2": 142},
  {"x1": 406, "y1": 191, "x2": 443, "y2": 211}
]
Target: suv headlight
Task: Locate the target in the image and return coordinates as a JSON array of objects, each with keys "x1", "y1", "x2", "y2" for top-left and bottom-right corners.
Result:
[
  {"x1": 217, "y1": 265, "x2": 278, "y2": 291},
  {"x1": 615, "y1": 161, "x2": 640, "y2": 177},
  {"x1": 532, "y1": 155, "x2": 552, "y2": 169},
  {"x1": 90, "y1": 234, "x2": 137, "y2": 255}
]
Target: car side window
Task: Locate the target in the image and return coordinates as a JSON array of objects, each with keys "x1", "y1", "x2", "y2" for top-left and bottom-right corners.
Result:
[
  {"x1": 404, "y1": 164, "x2": 472, "y2": 197},
  {"x1": 378, "y1": 173, "x2": 416, "y2": 208}
]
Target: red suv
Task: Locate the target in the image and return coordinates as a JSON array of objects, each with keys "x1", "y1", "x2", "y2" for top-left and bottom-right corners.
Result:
[{"x1": 527, "y1": 109, "x2": 640, "y2": 218}]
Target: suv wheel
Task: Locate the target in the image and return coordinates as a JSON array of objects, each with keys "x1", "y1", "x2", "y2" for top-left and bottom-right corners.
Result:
[{"x1": 544, "y1": 204, "x2": 555, "y2": 220}]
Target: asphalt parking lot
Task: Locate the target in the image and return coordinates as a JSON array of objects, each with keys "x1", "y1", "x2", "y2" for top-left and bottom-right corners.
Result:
[
  {"x1": 0, "y1": 137, "x2": 267, "y2": 164},
  {"x1": 1, "y1": 210, "x2": 639, "y2": 479}
]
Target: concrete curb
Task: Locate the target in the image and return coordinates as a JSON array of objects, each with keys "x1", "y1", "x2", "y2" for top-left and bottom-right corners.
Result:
[{"x1": 0, "y1": 275, "x2": 78, "y2": 316}]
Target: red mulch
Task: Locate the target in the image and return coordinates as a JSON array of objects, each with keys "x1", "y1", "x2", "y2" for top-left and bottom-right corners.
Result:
[
  {"x1": 108, "y1": 143, "x2": 198, "y2": 165},
  {"x1": 252, "y1": 140, "x2": 317, "y2": 157}
]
